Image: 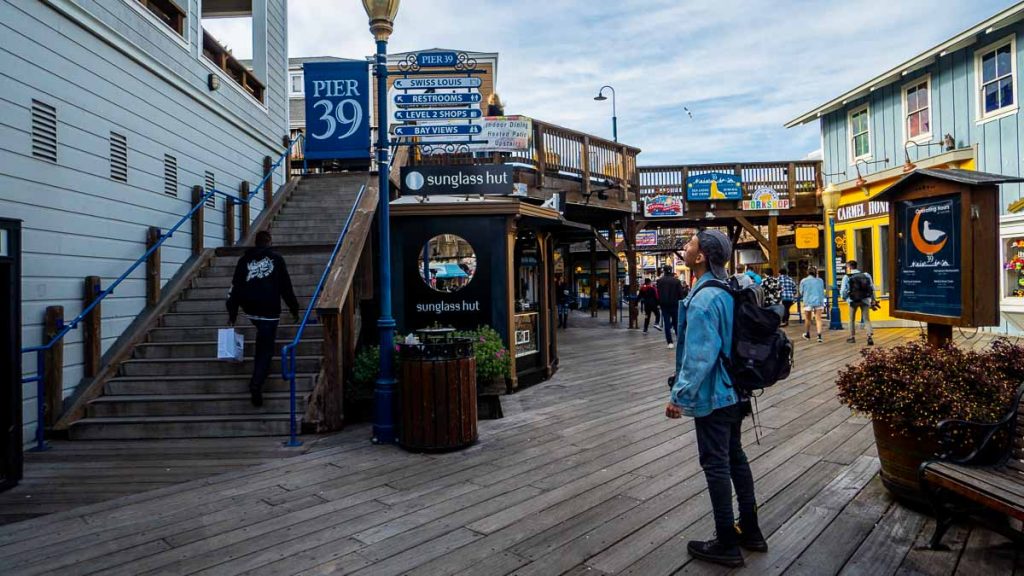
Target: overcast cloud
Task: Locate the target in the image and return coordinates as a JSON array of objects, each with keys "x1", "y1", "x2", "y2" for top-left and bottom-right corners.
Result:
[{"x1": 216, "y1": 0, "x2": 1012, "y2": 164}]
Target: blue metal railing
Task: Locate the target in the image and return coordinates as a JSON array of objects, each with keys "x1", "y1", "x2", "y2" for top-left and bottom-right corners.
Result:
[
  {"x1": 20, "y1": 134, "x2": 306, "y2": 451},
  {"x1": 280, "y1": 183, "x2": 367, "y2": 447}
]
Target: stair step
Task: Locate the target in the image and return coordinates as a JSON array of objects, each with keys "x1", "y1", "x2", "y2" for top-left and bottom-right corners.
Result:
[
  {"x1": 105, "y1": 375, "x2": 313, "y2": 395},
  {"x1": 210, "y1": 253, "x2": 331, "y2": 266},
  {"x1": 68, "y1": 415, "x2": 294, "y2": 440},
  {"x1": 133, "y1": 339, "x2": 322, "y2": 359},
  {"x1": 172, "y1": 298, "x2": 319, "y2": 314},
  {"x1": 86, "y1": 393, "x2": 302, "y2": 418},
  {"x1": 120, "y1": 356, "x2": 319, "y2": 377},
  {"x1": 184, "y1": 285, "x2": 319, "y2": 299},
  {"x1": 161, "y1": 311, "x2": 327, "y2": 327},
  {"x1": 202, "y1": 262, "x2": 329, "y2": 277},
  {"x1": 191, "y1": 274, "x2": 322, "y2": 288},
  {"x1": 273, "y1": 233, "x2": 344, "y2": 244},
  {"x1": 147, "y1": 324, "x2": 323, "y2": 342}
]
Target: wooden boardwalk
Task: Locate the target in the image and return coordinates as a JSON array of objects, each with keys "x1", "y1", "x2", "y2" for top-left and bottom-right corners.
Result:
[{"x1": 0, "y1": 314, "x2": 1021, "y2": 575}]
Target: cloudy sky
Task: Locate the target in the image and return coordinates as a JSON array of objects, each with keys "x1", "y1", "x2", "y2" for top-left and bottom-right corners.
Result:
[{"x1": 211, "y1": 0, "x2": 1012, "y2": 164}]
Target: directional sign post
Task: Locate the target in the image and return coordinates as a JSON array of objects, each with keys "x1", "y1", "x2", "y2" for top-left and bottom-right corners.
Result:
[
  {"x1": 394, "y1": 124, "x2": 483, "y2": 137},
  {"x1": 416, "y1": 51, "x2": 458, "y2": 67},
  {"x1": 394, "y1": 92, "x2": 482, "y2": 106},
  {"x1": 395, "y1": 109, "x2": 483, "y2": 121},
  {"x1": 394, "y1": 77, "x2": 482, "y2": 90}
]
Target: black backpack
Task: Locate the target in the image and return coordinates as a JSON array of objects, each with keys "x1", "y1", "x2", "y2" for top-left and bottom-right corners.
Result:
[
  {"x1": 689, "y1": 279, "x2": 794, "y2": 395},
  {"x1": 847, "y1": 272, "x2": 872, "y2": 302}
]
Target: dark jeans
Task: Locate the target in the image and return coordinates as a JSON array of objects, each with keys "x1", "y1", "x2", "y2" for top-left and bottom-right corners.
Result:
[
  {"x1": 695, "y1": 401, "x2": 758, "y2": 540},
  {"x1": 662, "y1": 304, "x2": 679, "y2": 344},
  {"x1": 781, "y1": 300, "x2": 794, "y2": 325},
  {"x1": 250, "y1": 318, "x2": 279, "y2": 392},
  {"x1": 642, "y1": 305, "x2": 661, "y2": 332}
]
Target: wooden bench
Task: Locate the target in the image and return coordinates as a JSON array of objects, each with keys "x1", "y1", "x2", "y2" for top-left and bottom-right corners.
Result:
[{"x1": 919, "y1": 383, "x2": 1024, "y2": 549}]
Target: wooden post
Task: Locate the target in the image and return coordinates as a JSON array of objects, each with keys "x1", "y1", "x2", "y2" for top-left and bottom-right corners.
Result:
[
  {"x1": 537, "y1": 233, "x2": 552, "y2": 376},
  {"x1": 82, "y1": 276, "x2": 102, "y2": 378},
  {"x1": 191, "y1": 185, "x2": 205, "y2": 256},
  {"x1": 680, "y1": 167, "x2": 689, "y2": 215},
  {"x1": 589, "y1": 238, "x2": 598, "y2": 317},
  {"x1": 787, "y1": 161, "x2": 797, "y2": 205},
  {"x1": 282, "y1": 134, "x2": 293, "y2": 182},
  {"x1": 225, "y1": 200, "x2": 236, "y2": 246},
  {"x1": 608, "y1": 221, "x2": 618, "y2": 324},
  {"x1": 768, "y1": 215, "x2": 779, "y2": 273},
  {"x1": 626, "y1": 217, "x2": 639, "y2": 329},
  {"x1": 581, "y1": 136, "x2": 591, "y2": 198},
  {"x1": 534, "y1": 122, "x2": 546, "y2": 189},
  {"x1": 239, "y1": 181, "x2": 251, "y2": 241},
  {"x1": 146, "y1": 227, "x2": 161, "y2": 307},
  {"x1": 927, "y1": 323, "x2": 953, "y2": 348},
  {"x1": 318, "y1": 309, "x2": 345, "y2": 431},
  {"x1": 263, "y1": 155, "x2": 273, "y2": 208},
  {"x1": 43, "y1": 306, "x2": 63, "y2": 425}
]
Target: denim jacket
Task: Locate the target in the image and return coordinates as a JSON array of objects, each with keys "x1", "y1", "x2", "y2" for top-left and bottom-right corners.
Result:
[{"x1": 670, "y1": 272, "x2": 739, "y2": 418}]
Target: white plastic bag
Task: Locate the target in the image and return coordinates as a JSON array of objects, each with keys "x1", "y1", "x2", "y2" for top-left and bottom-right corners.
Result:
[{"x1": 217, "y1": 328, "x2": 244, "y2": 362}]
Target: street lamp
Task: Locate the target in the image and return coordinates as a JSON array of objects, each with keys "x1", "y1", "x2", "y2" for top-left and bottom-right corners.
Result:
[
  {"x1": 820, "y1": 182, "x2": 844, "y2": 331},
  {"x1": 594, "y1": 85, "x2": 617, "y2": 142},
  {"x1": 362, "y1": 0, "x2": 401, "y2": 444}
]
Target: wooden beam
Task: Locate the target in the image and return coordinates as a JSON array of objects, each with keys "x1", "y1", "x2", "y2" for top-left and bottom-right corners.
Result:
[
  {"x1": 82, "y1": 275, "x2": 102, "y2": 378},
  {"x1": 191, "y1": 185, "x2": 205, "y2": 256},
  {"x1": 735, "y1": 215, "x2": 770, "y2": 248},
  {"x1": 769, "y1": 215, "x2": 780, "y2": 272},
  {"x1": 591, "y1": 227, "x2": 618, "y2": 255},
  {"x1": 239, "y1": 181, "x2": 251, "y2": 242},
  {"x1": 263, "y1": 155, "x2": 273, "y2": 208},
  {"x1": 43, "y1": 306, "x2": 63, "y2": 426},
  {"x1": 318, "y1": 309, "x2": 344, "y2": 431},
  {"x1": 145, "y1": 227, "x2": 161, "y2": 308},
  {"x1": 589, "y1": 239, "x2": 598, "y2": 318}
]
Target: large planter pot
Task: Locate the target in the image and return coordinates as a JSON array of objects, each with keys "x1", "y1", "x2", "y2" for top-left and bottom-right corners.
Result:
[{"x1": 872, "y1": 419, "x2": 939, "y2": 508}]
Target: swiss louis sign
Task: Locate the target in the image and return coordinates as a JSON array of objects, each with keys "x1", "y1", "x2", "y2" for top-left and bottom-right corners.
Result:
[
  {"x1": 895, "y1": 195, "x2": 961, "y2": 317},
  {"x1": 303, "y1": 62, "x2": 370, "y2": 161},
  {"x1": 394, "y1": 77, "x2": 482, "y2": 90}
]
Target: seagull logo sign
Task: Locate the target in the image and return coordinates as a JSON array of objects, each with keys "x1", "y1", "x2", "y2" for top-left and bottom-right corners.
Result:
[{"x1": 910, "y1": 209, "x2": 948, "y2": 255}]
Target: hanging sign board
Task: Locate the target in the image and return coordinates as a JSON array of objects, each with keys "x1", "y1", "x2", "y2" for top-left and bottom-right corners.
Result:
[
  {"x1": 416, "y1": 51, "x2": 458, "y2": 67},
  {"x1": 401, "y1": 165, "x2": 514, "y2": 196},
  {"x1": 742, "y1": 187, "x2": 790, "y2": 210},
  {"x1": 637, "y1": 230, "x2": 658, "y2": 247},
  {"x1": 302, "y1": 61, "x2": 371, "y2": 161},
  {"x1": 795, "y1": 226, "x2": 819, "y2": 249},
  {"x1": 894, "y1": 195, "x2": 962, "y2": 318},
  {"x1": 641, "y1": 188, "x2": 684, "y2": 218},
  {"x1": 836, "y1": 200, "x2": 890, "y2": 223},
  {"x1": 394, "y1": 124, "x2": 483, "y2": 137},
  {"x1": 394, "y1": 92, "x2": 482, "y2": 106},
  {"x1": 394, "y1": 77, "x2": 482, "y2": 90},
  {"x1": 686, "y1": 172, "x2": 743, "y2": 201},
  {"x1": 395, "y1": 109, "x2": 482, "y2": 121}
]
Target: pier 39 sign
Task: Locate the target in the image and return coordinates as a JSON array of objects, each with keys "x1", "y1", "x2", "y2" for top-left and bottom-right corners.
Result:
[{"x1": 303, "y1": 62, "x2": 371, "y2": 161}]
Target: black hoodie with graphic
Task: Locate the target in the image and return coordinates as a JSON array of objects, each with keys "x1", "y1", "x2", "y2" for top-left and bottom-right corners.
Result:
[{"x1": 226, "y1": 247, "x2": 299, "y2": 323}]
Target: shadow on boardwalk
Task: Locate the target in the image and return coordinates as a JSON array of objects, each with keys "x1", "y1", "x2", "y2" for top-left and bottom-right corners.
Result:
[{"x1": 0, "y1": 313, "x2": 1021, "y2": 574}]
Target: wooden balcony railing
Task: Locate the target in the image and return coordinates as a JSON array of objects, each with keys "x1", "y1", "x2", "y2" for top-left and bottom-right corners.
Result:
[
  {"x1": 638, "y1": 160, "x2": 823, "y2": 216},
  {"x1": 413, "y1": 117, "x2": 641, "y2": 201},
  {"x1": 202, "y1": 29, "x2": 265, "y2": 102}
]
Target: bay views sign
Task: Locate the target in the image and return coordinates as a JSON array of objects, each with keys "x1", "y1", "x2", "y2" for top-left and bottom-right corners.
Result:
[{"x1": 836, "y1": 200, "x2": 890, "y2": 223}]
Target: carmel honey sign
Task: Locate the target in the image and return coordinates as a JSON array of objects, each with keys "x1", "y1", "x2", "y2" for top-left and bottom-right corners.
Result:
[{"x1": 741, "y1": 187, "x2": 790, "y2": 210}]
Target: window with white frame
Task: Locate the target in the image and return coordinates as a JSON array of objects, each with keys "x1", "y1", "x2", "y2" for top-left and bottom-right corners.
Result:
[
  {"x1": 848, "y1": 105, "x2": 870, "y2": 162},
  {"x1": 977, "y1": 36, "x2": 1016, "y2": 120},
  {"x1": 290, "y1": 73, "x2": 303, "y2": 95},
  {"x1": 904, "y1": 77, "x2": 931, "y2": 141}
]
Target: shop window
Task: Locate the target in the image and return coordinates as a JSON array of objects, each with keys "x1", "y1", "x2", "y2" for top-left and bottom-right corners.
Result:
[
  {"x1": 903, "y1": 77, "x2": 931, "y2": 142},
  {"x1": 290, "y1": 73, "x2": 304, "y2": 96},
  {"x1": 1004, "y1": 237, "x2": 1024, "y2": 298},
  {"x1": 418, "y1": 234, "x2": 476, "y2": 293},
  {"x1": 848, "y1": 105, "x2": 871, "y2": 162},
  {"x1": 855, "y1": 227, "x2": 874, "y2": 285},
  {"x1": 878, "y1": 225, "x2": 890, "y2": 295},
  {"x1": 976, "y1": 36, "x2": 1017, "y2": 120}
]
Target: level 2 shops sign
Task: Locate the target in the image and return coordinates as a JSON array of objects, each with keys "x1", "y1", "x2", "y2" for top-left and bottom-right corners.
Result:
[
  {"x1": 741, "y1": 187, "x2": 790, "y2": 210},
  {"x1": 895, "y1": 195, "x2": 961, "y2": 317},
  {"x1": 401, "y1": 165, "x2": 514, "y2": 196},
  {"x1": 686, "y1": 172, "x2": 742, "y2": 201}
]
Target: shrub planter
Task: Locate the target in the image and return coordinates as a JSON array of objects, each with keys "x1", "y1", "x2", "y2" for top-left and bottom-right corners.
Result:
[{"x1": 872, "y1": 419, "x2": 938, "y2": 507}]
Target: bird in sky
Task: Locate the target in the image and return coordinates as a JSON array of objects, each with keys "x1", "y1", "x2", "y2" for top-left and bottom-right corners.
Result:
[{"x1": 684, "y1": 107, "x2": 693, "y2": 119}]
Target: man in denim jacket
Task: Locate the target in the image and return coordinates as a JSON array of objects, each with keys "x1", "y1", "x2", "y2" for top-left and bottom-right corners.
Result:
[{"x1": 665, "y1": 230, "x2": 764, "y2": 567}]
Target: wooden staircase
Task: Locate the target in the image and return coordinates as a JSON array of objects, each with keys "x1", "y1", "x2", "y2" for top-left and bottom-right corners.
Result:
[{"x1": 67, "y1": 174, "x2": 366, "y2": 439}]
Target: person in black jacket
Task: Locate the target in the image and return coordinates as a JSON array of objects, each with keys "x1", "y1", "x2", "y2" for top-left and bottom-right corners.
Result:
[
  {"x1": 656, "y1": 265, "x2": 687, "y2": 349},
  {"x1": 226, "y1": 231, "x2": 299, "y2": 407}
]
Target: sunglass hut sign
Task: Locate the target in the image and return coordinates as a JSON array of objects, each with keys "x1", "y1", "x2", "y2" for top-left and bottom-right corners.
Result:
[{"x1": 401, "y1": 165, "x2": 515, "y2": 196}]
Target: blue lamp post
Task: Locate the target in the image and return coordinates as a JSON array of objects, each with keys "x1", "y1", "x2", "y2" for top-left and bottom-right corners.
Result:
[
  {"x1": 594, "y1": 86, "x2": 618, "y2": 142},
  {"x1": 821, "y1": 182, "x2": 844, "y2": 330},
  {"x1": 363, "y1": 0, "x2": 401, "y2": 444}
]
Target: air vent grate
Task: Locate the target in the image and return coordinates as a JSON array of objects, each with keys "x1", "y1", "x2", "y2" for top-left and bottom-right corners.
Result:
[
  {"x1": 31, "y1": 100, "x2": 57, "y2": 163},
  {"x1": 164, "y1": 154, "x2": 178, "y2": 196},
  {"x1": 204, "y1": 171, "x2": 215, "y2": 207},
  {"x1": 110, "y1": 132, "x2": 128, "y2": 182}
]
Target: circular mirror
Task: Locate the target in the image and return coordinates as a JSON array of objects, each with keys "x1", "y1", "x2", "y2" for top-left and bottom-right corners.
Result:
[{"x1": 418, "y1": 234, "x2": 476, "y2": 293}]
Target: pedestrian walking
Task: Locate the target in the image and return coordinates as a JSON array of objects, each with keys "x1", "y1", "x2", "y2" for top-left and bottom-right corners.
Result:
[
  {"x1": 840, "y1": 260, "x2": 875, "y2": 346},
  {"x1": 761, "y1": 268, "x2": 781, "y2": 307},
  {"x1": 226, "y1": 231, "x2": 299, "y2": 407},
  {"x1": 799, "y1": 266, "x2": 826, "y2": 342},
  {"x1": 666, "y1": 230, "x2": 764, "y2": 568},
  {"x1": 778, "y1": 268, "x2": 798, "y2": 327},
  {"x1": 556, "y1": 278, "x2": 571, "y2": 329},
  {"x1": 638, "y1": 277, "x2": 661, "y2": 333},
  {"x1": 657, "y1": 265, "x2": 687, "y2": 349},
  {"x1": 743, "y1": 265, "x2": 762, "y2": 285}
]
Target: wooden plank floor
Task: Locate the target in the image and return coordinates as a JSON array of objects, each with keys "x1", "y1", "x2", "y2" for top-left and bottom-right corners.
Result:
[{"x1": 1, "y1": 313, "x2": 1021, "y2": 575}]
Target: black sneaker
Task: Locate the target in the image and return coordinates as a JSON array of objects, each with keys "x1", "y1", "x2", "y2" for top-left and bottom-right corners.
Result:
[
  {"x1": 846, "y1": 337, "x2": 856, "y2": 343},
  {"x1": 867, "y1": 335, "x2": 874, "y2": 346},
  {"x1": 735, "y1": 524, "x2": 768, "y2": 552},
  {"x1": 817, "y1": 335, "x2": 823, "y2": 343},
  {"x1": 802, "y1": 332, "x2": 810, "y2": 340},
  {"x1": 686, "y1": 538, "x2": 744, "y2": 567},
  {"x1": 250, "y1": 387, "x2": 263, "y2": 408}
]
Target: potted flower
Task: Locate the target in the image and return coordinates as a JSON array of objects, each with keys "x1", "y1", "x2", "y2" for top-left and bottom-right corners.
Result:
[
  {"x1": 457, "y1": 326, "x2": 512, "y2": 395},
  {"x1": 835, "y1": 339, "x2": 1020, "y2": 505}
]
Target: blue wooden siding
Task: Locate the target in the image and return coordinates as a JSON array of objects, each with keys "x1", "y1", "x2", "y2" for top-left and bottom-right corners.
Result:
[
  {"x1": 0, "y1": 0, "x2": 289, "y2": 447},
  {"x1": 820, "y1": 22, "x2": 1024, "y2": 210}
]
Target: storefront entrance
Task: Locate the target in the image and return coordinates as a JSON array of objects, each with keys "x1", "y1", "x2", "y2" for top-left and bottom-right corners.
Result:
[{"x1": 1, "y1": 219, "x2": 22, "y2": 492}]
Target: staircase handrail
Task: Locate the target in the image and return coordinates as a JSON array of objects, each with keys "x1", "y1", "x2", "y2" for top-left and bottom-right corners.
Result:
[
  {"x1": 280, "y1": 183, "x2": 368, "y2": 447},
  {"x1": 20, "y1": 134, "x2": 306, "y2": 451},
  {"x1": 248, "y1": 133, "x2": 306, "y2": 202}
]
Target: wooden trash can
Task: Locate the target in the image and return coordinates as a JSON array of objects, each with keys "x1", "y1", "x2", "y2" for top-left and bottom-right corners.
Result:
[{"x1": 397, "y1": 333, "x2": 478, "y2": 452}]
